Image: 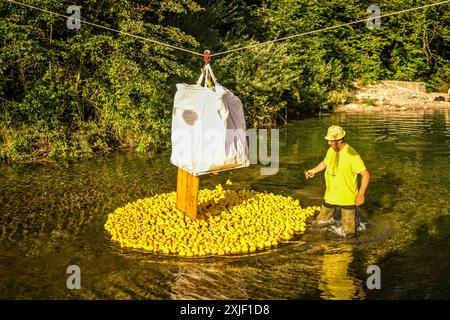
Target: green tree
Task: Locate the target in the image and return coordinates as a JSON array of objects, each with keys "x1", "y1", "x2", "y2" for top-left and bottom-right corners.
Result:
[{"x1": 0, "y1": 0, "x2": 202, "y2": 160}]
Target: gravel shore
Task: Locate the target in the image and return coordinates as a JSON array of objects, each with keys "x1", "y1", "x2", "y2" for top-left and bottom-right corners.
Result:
[{"x1": 337, "y1": 81, "x2": 450, "y2": 112}]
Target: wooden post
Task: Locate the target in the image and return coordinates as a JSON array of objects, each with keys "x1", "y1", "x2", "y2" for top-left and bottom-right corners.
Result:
[{"x1": 176, "y1": 168, "x2": 200, "y2": 219}]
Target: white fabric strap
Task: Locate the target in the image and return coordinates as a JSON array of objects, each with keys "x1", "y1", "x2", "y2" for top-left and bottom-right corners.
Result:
[
  {"x1": 204, "y1": 63, "x2": 217, "y2": 86},
  {"x1": 196, "y1": 72, "x2": 204, "y2": 86},
  {"x1": 196, "y1": 64, "x2": 218, "y2": 87},
  {"x1": 203, "y1": 66, "x2": 209, "y2": 88}
]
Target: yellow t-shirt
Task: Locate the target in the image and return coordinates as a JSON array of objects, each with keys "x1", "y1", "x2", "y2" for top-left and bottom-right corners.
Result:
[{"x1": 323, "y1": 144, "x2": 366, "y2": 206}]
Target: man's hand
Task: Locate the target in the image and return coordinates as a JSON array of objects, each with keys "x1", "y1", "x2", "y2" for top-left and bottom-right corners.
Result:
[
  {"x1": 305, "y1": 162, "x2": 326, "y2": 180},
  {"x1": 356, "y1": 192, "x2": 365, "y2": 206},
  {"x1": 304, "y1": 170, "x2": 315, "y2": 179},
  {"x1": 356, "y1": 170, "x2": 370, "y2": 206}
]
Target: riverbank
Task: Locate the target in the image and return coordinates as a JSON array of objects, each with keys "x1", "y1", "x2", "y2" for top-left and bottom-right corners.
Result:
[
  {"x1": 336, "y1": 81, "x2": 450, "y2": 112},
  {"x1": 2, "y1": 80, "x2": 449, "y2": 163}
]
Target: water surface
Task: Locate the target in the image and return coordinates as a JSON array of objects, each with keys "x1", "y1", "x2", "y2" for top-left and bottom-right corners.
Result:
[{"x1": 1, "y1": 110, "x2": 449, "y2": 299}]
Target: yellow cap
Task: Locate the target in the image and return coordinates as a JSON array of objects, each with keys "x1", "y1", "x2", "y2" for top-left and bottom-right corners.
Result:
[{"x1": 325, "y1": 125, "x2": 345, "y2": 140}]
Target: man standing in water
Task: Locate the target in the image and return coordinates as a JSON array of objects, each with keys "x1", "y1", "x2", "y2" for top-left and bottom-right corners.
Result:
[{"x1": 305, "y1": 125, "x2": 370, "y2": 237}]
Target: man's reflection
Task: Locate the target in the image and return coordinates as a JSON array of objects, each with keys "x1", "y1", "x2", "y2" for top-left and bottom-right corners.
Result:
[{"x1": 318, "y1": 244, "x2": 366, "y2": 300}]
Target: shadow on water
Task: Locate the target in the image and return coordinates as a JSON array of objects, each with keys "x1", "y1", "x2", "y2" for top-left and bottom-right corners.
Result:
[
  {"x1": 365, "y1": 172, "x2": 403, "y2": 217},
  {"x1": 362, "y1": 213, "x2": 450, "y2": 299}
]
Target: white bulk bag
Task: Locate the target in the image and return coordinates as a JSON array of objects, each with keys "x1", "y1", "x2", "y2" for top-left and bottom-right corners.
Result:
[{"x1": 170, "y1": 65, "x2": 249, "y2": 176}]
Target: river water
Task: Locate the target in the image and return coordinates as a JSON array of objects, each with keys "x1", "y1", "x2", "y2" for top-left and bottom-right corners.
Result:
[{"x1": 1, "y1": 110, "x2": 449, "y2": 299}]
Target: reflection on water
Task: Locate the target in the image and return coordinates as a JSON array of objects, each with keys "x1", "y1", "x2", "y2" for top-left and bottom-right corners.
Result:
[
  {"x1": 1, "y1": 109, "x2": 449, "y2": 299},
  {"x1": 319, "y1": 244, "x2": 366, "y2": 300}
]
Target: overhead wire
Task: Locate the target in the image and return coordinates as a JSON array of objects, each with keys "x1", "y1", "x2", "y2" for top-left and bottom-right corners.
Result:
[
  {"x1": 211, "y1": 0, "x2": 450, "y2": 57},
  {"x1": 3, "y1": 0, "x2": 204, "y2": 56},
  {"x1": 3, "y1": 0, "x2": 450, "y2": 58}
]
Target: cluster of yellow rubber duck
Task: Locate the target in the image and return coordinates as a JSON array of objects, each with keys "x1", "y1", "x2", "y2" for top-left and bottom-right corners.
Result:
[{"x1": 105, "y1": 180, "x2": 320, "y2": 257}]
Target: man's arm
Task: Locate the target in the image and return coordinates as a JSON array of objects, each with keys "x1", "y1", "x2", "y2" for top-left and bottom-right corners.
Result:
[
  {"x1": 356, "y1": 169, "x2": 370, "y2": 206},
  {"x1": 305, "y1": 161, "x2": 326, "y2": 179}
]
